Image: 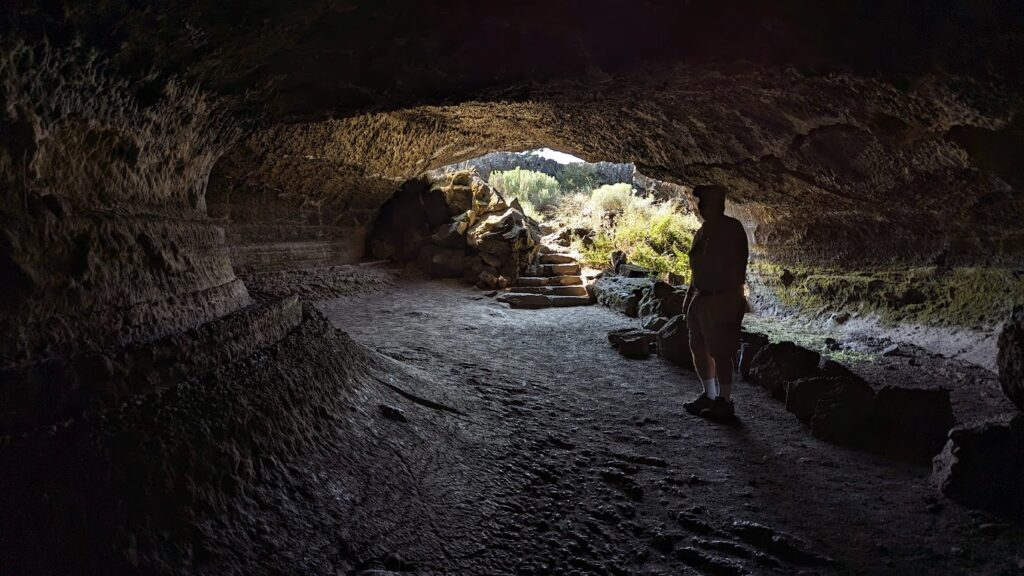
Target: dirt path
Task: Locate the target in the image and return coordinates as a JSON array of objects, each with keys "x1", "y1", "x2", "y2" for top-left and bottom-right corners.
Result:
[{"x1": 317, "y1": 275, "x2": 1022, "y2": 575}]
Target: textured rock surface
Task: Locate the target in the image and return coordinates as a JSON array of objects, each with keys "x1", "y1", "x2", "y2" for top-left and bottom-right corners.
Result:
[
  {"x1": 593, "y1": 276, "x2": 652, "y2": 317},
  {"x1": 657, "y1": 315, "x2": 693, "y2": 369},
  {"x1": 809, "y1": 379, "x2": 877, "y2": 448},
  {"x1": 934, "y1": 414, "x2": 1024, "y2": 521},
  {"x1": 749, "y1": 342, "x2": 822, "y2": 399},
  {"x1": 998, "y1": 305, "x2": 1024, "y2": 410}
]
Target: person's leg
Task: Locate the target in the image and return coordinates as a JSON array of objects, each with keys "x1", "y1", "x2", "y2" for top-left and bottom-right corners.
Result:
[
  {"x1": 699, "y1": 292, "x2": 742, "y2": 420},
  {"x1": 690, "y1": 344, "x2": 718, "y2": 398},
  {"x1": 685, "y1": 297, "x2": 717, "y2": 414},
  {"x1": 688, "y1": 295, "x2": 718, "y2": 398},
  {"x1": 712, "y1": 353, "x2": 732, "y2": 400}
]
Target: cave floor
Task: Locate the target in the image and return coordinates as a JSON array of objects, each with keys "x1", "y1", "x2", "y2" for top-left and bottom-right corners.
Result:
[{"x1": 313, "y1": 274, "x2": 1022, "y2": 575}]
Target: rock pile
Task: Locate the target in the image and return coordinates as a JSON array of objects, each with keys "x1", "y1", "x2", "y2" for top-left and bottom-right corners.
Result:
[
  {"x1": 746, "y1": 342, "x2": 956, "y2": 464},
  {"x1": 637, "y1": 281, "x2": 687, "y2": 331},
  {"x1": 591, "y1": 275, "x2": 653, "y2": 317},
  {"x1": 368, "y1": 171, "x2": 542, "y2": 286}
]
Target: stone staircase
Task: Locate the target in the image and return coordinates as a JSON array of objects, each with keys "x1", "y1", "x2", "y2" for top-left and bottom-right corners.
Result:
[{"x1": 496, "y1": 252, "x2": 594, "y2": 309}]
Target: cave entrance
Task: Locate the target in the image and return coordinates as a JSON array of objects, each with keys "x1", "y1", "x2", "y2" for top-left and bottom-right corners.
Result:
[{"x1": 364, "y1": 149, "x2": 698, "y2": 309}]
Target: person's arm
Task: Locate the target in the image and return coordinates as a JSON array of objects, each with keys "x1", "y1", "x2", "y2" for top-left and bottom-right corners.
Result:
[{"x1": 733, "y1": 220, "x2": 749, "y2": 289}]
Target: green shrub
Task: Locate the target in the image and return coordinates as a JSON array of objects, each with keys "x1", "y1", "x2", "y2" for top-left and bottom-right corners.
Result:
[
  {"x1": 587, "y1": 183, "x2": 639, "y2": 213},
  {"x1": 576, "y1": 199, "x2": 699, "y2": 281},
  {"x1": 556, "y1": 162, "x2": 600, "y2": 194},
  {"x1": 489, "y1": 167, "x2": 562, "y2": 208}
]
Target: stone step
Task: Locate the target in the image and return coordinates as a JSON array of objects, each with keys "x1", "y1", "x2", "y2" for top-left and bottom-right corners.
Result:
[
  {"x1": 496, "y1": 292, "x2": 550, "y2": 309},
  {"x1": 508, "y1": 285, "x2": 589, "y2": 297},
  {"x1": 548, "y1": 295, "x2": 595, "y2": 307},
  {"x1": 514, "y1": 275, "x2": 582, "y2": 287},
  {"x1": 524, "y1": 263, "x2": 581, "y2": 277},
  {"x1": 497, "y1": 292, "x2": 550, "y2": 309},
  {"x1": 539, "y1": 253, "x2": 577, "y2": 265}
]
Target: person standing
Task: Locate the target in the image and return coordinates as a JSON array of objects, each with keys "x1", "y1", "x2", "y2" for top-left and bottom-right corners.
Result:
[{"x1": 681, "y1": 185, "x2": 749, "y2": 420}]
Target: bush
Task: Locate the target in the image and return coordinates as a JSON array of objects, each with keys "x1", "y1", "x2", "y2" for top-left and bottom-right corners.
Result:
[
  {"x1": 556, "y1": 162, "x2": 600, "y2": 194},
  {"x1": 489, "y1": 167, "x2": 562, "y2": 209},
  {"x1": 576, "y1": 199, "x2": 699, "y2": 281},
  {"x1": 587, "y1": 183, "x2": 639, "y2": 213}
]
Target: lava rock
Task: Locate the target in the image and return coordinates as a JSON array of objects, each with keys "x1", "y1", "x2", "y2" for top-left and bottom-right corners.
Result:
[
  {"x1": 641, "y1": 315, "x2": 669, "y2": 331},
  {"x1": 809, "y1": 378, "x2": 876, "y2": 448},
  {"x1": 591, "y1": 276, "x2": 652, "y2": 317},
  {"x1": 748, "y1": 341, "x2": 821, "y2": 399},
  {"x1": 618, "y1": 335, "x2": 652, "y2": 359},
  {"x1": 874, "y1": 386, "x2": 956, "y2": 463},
  {"x1": 638, "y1": 281, "x2": 688, "y2": 331},
  {"x1": 657, "y1": 315, "x2": 693, "y2": 369},
  {"x1": 819, "y1": 358, "x2": 860, "y2": 380},
  {"x1": 997, "y1": 305, "x2": 1024, "y2": 411},
  {"x1": 785, "y1": 377, "x2": 851, "y2": 423},
  {"x1": 608, "y1": 328, "x2": 658, "y2": 349},
  {"x1": 933, "y1": 414, "x2": 1024, "y2": 520}
]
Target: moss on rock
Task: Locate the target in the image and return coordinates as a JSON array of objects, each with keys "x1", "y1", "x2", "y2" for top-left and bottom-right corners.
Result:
[{"x1": 750, "y1": 261, "x2": 1024, "y2": 328}]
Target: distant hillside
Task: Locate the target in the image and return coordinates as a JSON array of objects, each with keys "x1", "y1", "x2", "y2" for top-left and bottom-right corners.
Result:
[{"x1": 439, "y1": 151, "x2": 635, "y2": 187}]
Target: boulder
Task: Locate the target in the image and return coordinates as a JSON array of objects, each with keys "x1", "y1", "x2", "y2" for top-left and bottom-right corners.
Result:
[
  {"x1": 785, "y1": 377, "x2": 850, "y2": 423},
  {"x1": 638, "y1": 281, "x2": 688, "y2": 329},
  {"x1": 592, "y1": 276, "x2": 652, "y2": 317},
  {"x1": 809, "y1": 378, "x2": 876, "y2": 448},
  {"x1": 619, "y1": 263, "x2": 654, "y2": 278},
  {"x1": 608, "y1": 328, "x2": 658, "y2": 349},
  {"x1": 819, "y1": 358, "x2": 860, "y2": 380},
  {"x1": 657, "y1": 315, "x2": 693, "y2": 369},
  {"x1": 748, "y1": 342, "x2": 821, "y2": 399},
  {"x1": 874, "y1": 386, "x2": 955, "y2": 463},
  {"x1": 641, "y1": 315, "x2": 669, "y2": 331},
  {"x1": 997, "y1": 305, "x2": 1024, "y2": 411},
  {"x1": 933, "y1": 414, "x2": 1024, "y2": 520},
  {"x1": 618, "y1": 335, "x2": 652, "y2": 359}
]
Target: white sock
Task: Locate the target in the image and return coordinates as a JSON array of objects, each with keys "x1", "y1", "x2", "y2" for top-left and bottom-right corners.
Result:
[
  {"x1": 703, "y1": 379, "x2": 718, "y2": 399},
  {"x1": 718, "y1": 381, "x2": 732, "y2": 401}
]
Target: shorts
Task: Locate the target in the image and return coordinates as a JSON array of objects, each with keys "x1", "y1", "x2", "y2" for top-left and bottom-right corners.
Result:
[{"x1": 687, "y1": 290, "x2": 746, "y2": 360}]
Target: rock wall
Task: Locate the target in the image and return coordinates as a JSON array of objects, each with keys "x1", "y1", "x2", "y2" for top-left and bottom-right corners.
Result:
[{"x1": 0, "y1": 43, "x2": 251, "y2": 437}]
